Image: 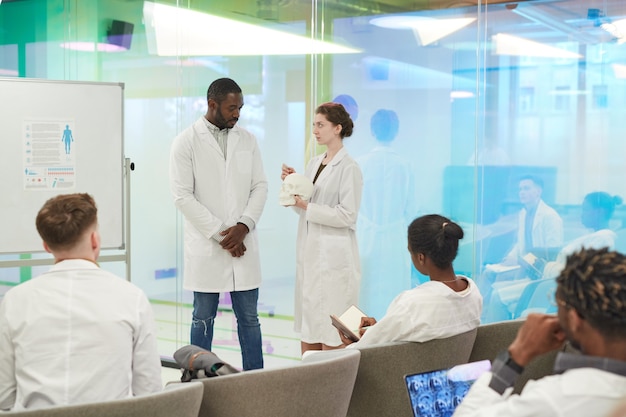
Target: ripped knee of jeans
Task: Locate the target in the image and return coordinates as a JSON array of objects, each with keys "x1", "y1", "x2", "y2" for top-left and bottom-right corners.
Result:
[{"x1": 191, "y1": 317, "x2": 214, "y2": 336}]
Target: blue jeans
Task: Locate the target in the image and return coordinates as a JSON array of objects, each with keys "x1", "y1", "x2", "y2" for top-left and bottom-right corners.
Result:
[{"x1": 190, "y1": 289, "x2": 264, "y2": 370}]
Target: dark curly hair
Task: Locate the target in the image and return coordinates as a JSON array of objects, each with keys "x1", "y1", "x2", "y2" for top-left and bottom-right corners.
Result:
[
  {"x1": 207, "y1": 78, "x2": 242, "y2": 104},
  {"x1": 407, "y1": 214, "x2": 464, "y2": 269},
  {"x1": 557, "y1": 247, "x2": 626, "y2": 339}
]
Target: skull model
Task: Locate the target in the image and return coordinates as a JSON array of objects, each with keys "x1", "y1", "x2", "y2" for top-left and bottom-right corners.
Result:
[{"x1": 279, "y1": 173, "x2": 314, "y2": 206}]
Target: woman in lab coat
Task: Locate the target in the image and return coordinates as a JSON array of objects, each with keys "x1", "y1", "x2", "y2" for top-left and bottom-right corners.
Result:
[{"x1": 282, "y1": 102, "x2": 363, "y2": 354}]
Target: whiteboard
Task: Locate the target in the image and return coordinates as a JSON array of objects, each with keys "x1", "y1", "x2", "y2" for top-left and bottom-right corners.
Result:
[{"x1": 0, "y1": 78, "x2": 124, "y2": 253}]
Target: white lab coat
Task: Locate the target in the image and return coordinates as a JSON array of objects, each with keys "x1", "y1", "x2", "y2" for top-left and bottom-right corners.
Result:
[
  {"x1": 350, "y1": 277, "x2": 482, "y2": 348},
  {"x1": 293, "y1": 147, "x2": 363, "y2": 346},
  {"x1": 503, "y1": 199, "x2": 563, "y2": 263},
  {"x1": 169, "y1": 117, "x2": 268, "y2": 292},
  {"x1": 0, "y1": 260, "x2": 162, "y2": 410},
  {"x1": 453, "y1": 368, "x2": 626, "y2": 417}
]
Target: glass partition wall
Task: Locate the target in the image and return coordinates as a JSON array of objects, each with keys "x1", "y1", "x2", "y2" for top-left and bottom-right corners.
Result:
[{"x1": 1, "y1": 0, "x2": 625, "y2": 369}]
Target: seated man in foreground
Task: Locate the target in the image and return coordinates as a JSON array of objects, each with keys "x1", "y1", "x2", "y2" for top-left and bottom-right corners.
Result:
[
  {"x1": 453, "y1": 247, "x2": 626, "y2": 417},
  {"x1": 0, "y1": 193, "x2": 162, "y2": 411}
]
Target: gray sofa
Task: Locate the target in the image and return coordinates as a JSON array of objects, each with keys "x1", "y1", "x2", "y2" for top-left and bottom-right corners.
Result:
[
  {"x1": 3, "y1": 383, "x2": 203, "y2": 417},
  {"x1": 160, "y1": 319, "x2": 557, "y2": 417},
  {"x1": 187, "y1": 349, "x2": 360, "y2": 417},
  {"x1": 346, "y1": 328, "x2": 478, "y2": 417},
  {"x1": 468, "y1": 319, "x2": 558, "y2": 394},
  {"x1": 7, "y1": 320, "x2": 560, "y2": 417},
  {"x1": 346, "y1": 319, "x2": 558, "y2": 417}
]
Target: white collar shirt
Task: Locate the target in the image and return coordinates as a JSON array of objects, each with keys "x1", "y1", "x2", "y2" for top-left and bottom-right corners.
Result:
[{"x1": 203, "y1": 117, "x2": 229, "y2": 160}]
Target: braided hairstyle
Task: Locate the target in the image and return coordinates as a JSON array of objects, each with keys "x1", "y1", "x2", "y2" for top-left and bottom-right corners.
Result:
[
  {"x1": 557, "y1": 247, "x2": 626, "y2": 339},
  {"x1": 407, "y1": 214, "x2": 464, "y2": 269}
]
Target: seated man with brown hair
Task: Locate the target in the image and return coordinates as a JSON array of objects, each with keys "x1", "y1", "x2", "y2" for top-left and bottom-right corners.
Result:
[{"x1": 0, "y1": 193, "x2": 162, "y2": 411}]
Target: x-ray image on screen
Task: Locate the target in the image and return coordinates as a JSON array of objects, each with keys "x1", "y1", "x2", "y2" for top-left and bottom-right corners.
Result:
[{"x1": 405, "y1": 360, "x2": 491, "y2": 417}]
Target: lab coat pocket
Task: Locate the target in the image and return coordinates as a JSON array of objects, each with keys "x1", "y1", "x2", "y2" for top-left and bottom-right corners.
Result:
[
  {"x1": 184, "y1": 228, "x2": 214, "y2": 257},
  {"x1": 323, "y1": 232, "x2": 351, "y2": 272},
  {"x1": 235, "y1": 151, "x2": 252, "y2": 175}
]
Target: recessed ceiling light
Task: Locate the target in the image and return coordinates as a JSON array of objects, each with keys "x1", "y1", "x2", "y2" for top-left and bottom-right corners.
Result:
[
  {"x1": 370, "y1": 15, "x2": 476, "y2": 46},
  {"x1": 143, "y1": 1, "x2": 361, "y2": 56},
  {"x1": 60, "y1": 42, "x2": 128, "y2": 52}
]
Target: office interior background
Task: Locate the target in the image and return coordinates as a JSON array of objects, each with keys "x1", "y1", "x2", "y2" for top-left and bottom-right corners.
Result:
[{"x1": 1, "y1": 0, "x2": 625, "y2": 369}]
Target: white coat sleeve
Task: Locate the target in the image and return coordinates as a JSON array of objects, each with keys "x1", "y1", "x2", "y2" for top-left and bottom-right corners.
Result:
[
  {"x1": 0, "y1": 301, "x2": 16, "y2": 410},
  {"x1": 130, "y1": 293, "x2": 163, "y2": 396},
  {"x1": 453, "y1": 374, "x2": 559, "y2": 417},
  {"x1": 501, "y1": 211, "x2": 522, "y2": 264},
  {"x1": 351, "y1": 291, "x2": 433, "y2": 347},
  {"x1": 543, "y1": 231, "x2": 615, "y2": 279},
  {"x1": 239, "y1": 139, "x2": 268, "y2": 228},
  {"x1": 307, "y1": 162, "x2": 362, "y2": 228},
  {"x1": 542, "y1": 211, "x2": 564, "y2": 248},
  {"x1": 169, "y1": 132, "x2": 224, "y2": 239},
  {"x1": 351, "y1": 301, "x2": 408, "y2": 347},
  {"x1": 501, "y1": 243, "x2": 520, "y2": 265}
]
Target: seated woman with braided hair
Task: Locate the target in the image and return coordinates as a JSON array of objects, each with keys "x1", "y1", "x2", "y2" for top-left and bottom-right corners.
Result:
[{"x1": 339, "y1": 214, "x2": 483, "y2": 348}]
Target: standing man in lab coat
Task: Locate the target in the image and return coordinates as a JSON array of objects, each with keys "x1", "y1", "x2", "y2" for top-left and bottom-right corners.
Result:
[{"x1": 169, "y1": 78, "x2": 268, "y2": 370}]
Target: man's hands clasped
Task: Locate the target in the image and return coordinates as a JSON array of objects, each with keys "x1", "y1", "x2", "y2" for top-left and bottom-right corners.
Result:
[{"x1": 220, "y1": 223, "x2": 249, "y2": 258}]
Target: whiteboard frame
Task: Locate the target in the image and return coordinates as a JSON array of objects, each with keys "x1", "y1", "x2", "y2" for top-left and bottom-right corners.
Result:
[{"x1": 0, "y1": 78, "x2": 130, "y2": 279}]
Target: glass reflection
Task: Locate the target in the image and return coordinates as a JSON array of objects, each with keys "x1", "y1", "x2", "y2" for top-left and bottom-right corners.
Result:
[{"x1": 0, "y1": 0, "x2": 625, "y2": 363}]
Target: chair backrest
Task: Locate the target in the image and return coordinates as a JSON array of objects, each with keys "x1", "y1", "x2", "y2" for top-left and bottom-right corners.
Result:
[
  {"x1": 469, "y1": 319, "x2": 523, "y2": 363},
  {"x1": 190, "y1": 349, "x2": 360, "y2": 417},
  {"x1": 613, "y1": 227, "x2": 626, "y2": 255},
  {"x1": 513, "y1": 278, "x2": 557, "y2": 318},
  {"x1": 469, "y1": 319, "x2": 557, "y2": 393},
  {"x1": 4, "y1": 383, "x2": 204, "y2": 417},
  {"x1": 346, "y1": 328, "x2": 478, "y2": 417}
]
